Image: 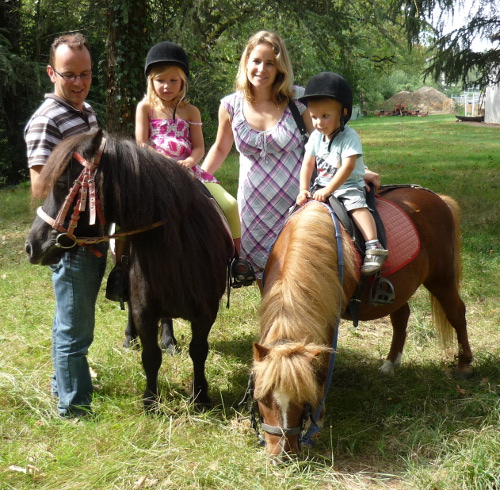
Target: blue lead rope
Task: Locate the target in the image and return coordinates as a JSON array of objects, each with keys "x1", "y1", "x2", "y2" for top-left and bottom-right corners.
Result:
[{"x1": 300, "y1": 202, "x2": 344, "y2": 447}]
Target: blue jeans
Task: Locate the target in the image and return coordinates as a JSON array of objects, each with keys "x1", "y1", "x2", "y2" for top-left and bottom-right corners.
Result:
[{"x1": 50, "y1": 245, "x2": 107, "y2": 416}]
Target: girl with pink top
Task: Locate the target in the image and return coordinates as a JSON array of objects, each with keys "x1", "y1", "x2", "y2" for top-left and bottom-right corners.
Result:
[
  {"x1": 109, "y1": 42, "x2": 253, "y2": 308},
  {"x1": 136, "y1": 42, "x2": 254, "y2": 288}
]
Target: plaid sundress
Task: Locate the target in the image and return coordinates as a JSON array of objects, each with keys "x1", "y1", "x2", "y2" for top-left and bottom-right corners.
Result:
[{"x1": 222, "y1": 91, "x2": 307, "y2": 278}]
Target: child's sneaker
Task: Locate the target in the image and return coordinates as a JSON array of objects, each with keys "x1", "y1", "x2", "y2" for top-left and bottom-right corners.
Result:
[{"x1": 361, "y1": 247, "x2": 388, "y2": 275}]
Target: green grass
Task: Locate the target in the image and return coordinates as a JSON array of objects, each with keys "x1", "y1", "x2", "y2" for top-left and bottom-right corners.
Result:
[{"x1": 1, "y1": 115, "x2": 498, "y2": 489}]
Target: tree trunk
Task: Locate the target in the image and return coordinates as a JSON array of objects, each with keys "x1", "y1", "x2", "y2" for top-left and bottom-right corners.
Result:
[{"x1": 105, "y1": 0, "x2": 148, "y2": 135}]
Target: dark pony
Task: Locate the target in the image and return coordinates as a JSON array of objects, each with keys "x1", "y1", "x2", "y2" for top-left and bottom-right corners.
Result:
[
  {"x1": 252, "y1": 194, "x2": 472, "y2": 460},
  {"x1": 26, "y1": 129, "x2": 233, "y2": 408}
]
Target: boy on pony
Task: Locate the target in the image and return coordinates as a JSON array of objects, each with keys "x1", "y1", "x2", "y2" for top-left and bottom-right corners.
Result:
[
  {"x1": 296, "y1": 72, "x2": 388, "y2": 275},
  {"x1": 110, "y1": 42, "x2": 254, "y2": 297}
]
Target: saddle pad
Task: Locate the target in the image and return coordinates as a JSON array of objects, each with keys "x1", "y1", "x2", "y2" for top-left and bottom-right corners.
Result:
[{"x1": 377, "y1": 197, "x2": 420, "y2": 276}]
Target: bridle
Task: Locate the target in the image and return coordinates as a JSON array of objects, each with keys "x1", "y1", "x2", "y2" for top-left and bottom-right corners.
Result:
[
  {"x1": 239, "y1": 372, "x2": 314, "y2": 449},
  {"x1": 37, "y1": 138, "x2": 163, "y2": 252}
]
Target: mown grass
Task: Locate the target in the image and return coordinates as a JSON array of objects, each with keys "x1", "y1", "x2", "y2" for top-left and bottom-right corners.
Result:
[{"x1": 0, "y1": 115, "x2": 498, "y2": 489}]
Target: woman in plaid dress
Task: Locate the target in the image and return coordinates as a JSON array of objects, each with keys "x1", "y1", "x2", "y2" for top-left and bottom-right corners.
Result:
[{"x1": 202, "y1": 31, "x2": 313, "y2": 287}]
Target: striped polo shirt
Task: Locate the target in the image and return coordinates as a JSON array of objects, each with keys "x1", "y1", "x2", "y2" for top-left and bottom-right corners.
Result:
[{"x1": 25, "y1": 94, "x2": 98, "y2": 168}]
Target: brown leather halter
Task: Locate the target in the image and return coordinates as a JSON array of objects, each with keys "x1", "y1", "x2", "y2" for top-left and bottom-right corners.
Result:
[{"x1": 37, "y1": 137, "x2": 163, "y2": 251}]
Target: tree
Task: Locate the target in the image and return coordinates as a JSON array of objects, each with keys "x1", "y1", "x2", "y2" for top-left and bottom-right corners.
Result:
[
  {"x1": 0, "y1": 0, "x2": 432, "y2": 185},
  {"x1": 0, "y1": 0, "x2": 40, "y2": 185},
  {"x1": 394, "y1": 0, "x2": 499, "y2": 87},
  {"x1": 105, "y1": 0, "x2": 148, "y2": 135}
]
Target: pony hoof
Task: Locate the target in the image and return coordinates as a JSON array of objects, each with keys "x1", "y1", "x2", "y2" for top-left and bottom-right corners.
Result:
[
  {"x1": 453, "y1": 366, "x2": 474, "y2": 380},
  {"x1": 162, "y1": 343, "x2": 180, "y2": 355},
  {"x1": 123, "y1": 337, "x2": 140, "y2": 350},
  {"x1": 190, "y1": 394, "x2": 211, "y2": 411},
  {"x1": 143, "y1": 397, "x2": 162, "y2": 414},
  {"x1": 379, "y1": 360, "x2": 396, "y2": 375}
]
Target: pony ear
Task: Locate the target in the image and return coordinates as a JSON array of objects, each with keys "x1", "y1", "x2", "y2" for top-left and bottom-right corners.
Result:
[{"x1": 253, "y1": 342, "x2": 269, "y2": 361}]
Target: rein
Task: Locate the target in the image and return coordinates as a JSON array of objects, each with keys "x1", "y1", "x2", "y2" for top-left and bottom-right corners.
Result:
[
  {"x1": 37, "y1": 138, "x2": 164, "y2": 250},
  {"x1": 246, "y1": 201, "x2": 344, "y2": 448},
  {"x1": 299, "y1": 202, "x2": 344, "y2": 447}
]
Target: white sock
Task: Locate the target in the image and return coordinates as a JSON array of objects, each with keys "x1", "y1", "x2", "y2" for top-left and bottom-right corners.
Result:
[{"x1": 365, "y1": 239, "x2": 380, "y2": 250}]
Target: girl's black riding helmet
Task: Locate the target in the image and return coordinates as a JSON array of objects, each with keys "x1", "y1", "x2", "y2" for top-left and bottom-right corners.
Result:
[
  {"x1": 299, "y1": 72, "x2": 353, "y2": 130},
  {"x1": 144, "y1": 41, "x2": 190, "y2": 78}
]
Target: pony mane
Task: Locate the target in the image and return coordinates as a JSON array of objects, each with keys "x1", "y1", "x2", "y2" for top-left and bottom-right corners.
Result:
[
  {"x1": 258, "y1": 201, "x2": 357, "y2": 346},
  {"x1": 93, "y1": 130, "x2": 233, "y2": 317}
]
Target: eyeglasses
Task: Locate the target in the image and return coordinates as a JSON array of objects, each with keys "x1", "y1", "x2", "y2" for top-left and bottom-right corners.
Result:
[{"x1": 51, "y1": 66, "x2": 92, "y2": 82}]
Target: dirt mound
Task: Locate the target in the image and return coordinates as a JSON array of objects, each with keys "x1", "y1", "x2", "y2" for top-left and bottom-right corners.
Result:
[{"x1": 383, "y1": 87, "x2": 455, "y2": 113}]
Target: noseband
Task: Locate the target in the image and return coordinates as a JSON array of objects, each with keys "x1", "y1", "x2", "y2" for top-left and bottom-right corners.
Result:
[{"x1": 37, "y1": 138, "x2": 163, "y2": 251}]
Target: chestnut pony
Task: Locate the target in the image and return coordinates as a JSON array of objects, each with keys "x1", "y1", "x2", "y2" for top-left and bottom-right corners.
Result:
[
  {"x1": 25, "y1": 129, "x2": 233, "y2": 409},
  {"x1": 252, "y1": 193, "x2": 472, "y2": 460}
]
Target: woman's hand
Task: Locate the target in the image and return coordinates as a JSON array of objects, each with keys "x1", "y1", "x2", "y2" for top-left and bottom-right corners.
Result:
[{"x1": 364, "y1": 169, "x2": 380, "y2": 191}]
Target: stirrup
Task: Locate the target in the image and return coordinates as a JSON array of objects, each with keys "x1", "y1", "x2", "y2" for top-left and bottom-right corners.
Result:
[
  {"x1": 361, "y1": 248, "x2": 388, "y2": 275},
  {"x1": 370, "y1": 276, "x2": 395, "y2": 305},
  {"x1": 230, "y1": 258, "x2": 255, "y2": 288}
]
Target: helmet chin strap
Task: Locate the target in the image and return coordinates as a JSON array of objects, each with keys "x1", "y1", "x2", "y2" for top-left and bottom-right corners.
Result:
[{"x1": 327, "y1": 109, "x2": 346, "y2": 152}]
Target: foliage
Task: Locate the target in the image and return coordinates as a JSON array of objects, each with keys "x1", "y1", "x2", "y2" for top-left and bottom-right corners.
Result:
[
  {"x1": 1, "y1": 0, "x2": 441, "y2": 185},
  {"x1": 393, "y1": 0, "x2": 500, "y2": 87},
  {"x1": 0, "y1": 13, "x2": 41, "y2": 185},
  {"x1": 0, "y1": 116, "x2": 499, "y2": 488},
  {"x1": 105, "y1": 0, "x2": 148, "y2": 135}
]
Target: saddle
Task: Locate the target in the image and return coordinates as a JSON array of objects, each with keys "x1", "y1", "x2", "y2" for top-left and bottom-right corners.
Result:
[
  {"x1": 329, "y1": 185, "x2": 422, "y2": 326},
  {"x1": 324, "y1": 186, "x2": 394, "y2": 323}
]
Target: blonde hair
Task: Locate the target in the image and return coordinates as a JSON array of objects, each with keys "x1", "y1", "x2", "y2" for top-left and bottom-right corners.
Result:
[
  {"x1": 146, "y1": 65, "x2": 188, "y2": 114},
  {"x1": 235, "y1": 31, "x2": 295, "y2": 106}
]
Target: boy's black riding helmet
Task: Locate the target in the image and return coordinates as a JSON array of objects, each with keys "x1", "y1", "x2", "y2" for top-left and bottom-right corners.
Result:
[
  {"x1": 144, "y1": 41, "x2": 189, "y2": 77},
  {"x1": 299, "y1": 72, "x2": 353, "y2": 126}
]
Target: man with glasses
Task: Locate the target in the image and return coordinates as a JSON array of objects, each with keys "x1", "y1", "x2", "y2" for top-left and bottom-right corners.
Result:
[
  {"x1": 26, "y1": 33, "x2": 96, "y2": 191},
  {"x1": 25, "y1": 33, "x2": 107, "y2": 418}
]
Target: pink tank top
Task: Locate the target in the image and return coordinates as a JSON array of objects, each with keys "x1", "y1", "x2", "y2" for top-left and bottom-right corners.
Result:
[
  {"x1": 149, "y1": 117, "x2": 192, "y2": 161},
  {"x1": 148, "y1": 115, "x2": 218, "y2": 184}
]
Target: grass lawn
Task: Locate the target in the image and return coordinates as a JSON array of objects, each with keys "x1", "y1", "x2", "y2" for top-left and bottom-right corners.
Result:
[{"x1": 0, "y1": 115, "x2": 498, "y2": 489}]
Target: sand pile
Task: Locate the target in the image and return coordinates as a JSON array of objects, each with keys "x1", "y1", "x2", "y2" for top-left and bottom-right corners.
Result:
[{"x1": 383, "y1": 87, "x2": 455, "y2": 113}]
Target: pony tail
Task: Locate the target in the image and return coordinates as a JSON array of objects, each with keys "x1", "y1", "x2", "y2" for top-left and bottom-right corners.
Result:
[{"x1": 431, "y1": 195, "x2": 463, "y2": 350}]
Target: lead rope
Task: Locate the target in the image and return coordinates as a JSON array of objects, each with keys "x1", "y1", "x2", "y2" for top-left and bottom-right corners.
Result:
[{"x1": 300, "y1": 202, "x2": 344, "y2": 447}]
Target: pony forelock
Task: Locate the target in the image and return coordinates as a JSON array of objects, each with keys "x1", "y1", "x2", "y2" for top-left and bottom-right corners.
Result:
[{"x1": 253, "y1": 342, "x2": 331, "y2": 404}]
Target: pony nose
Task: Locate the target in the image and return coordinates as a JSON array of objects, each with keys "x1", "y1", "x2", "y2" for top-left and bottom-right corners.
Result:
[{"x1": 25, "y1": 240, "x2": 33, "y2": 257}]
